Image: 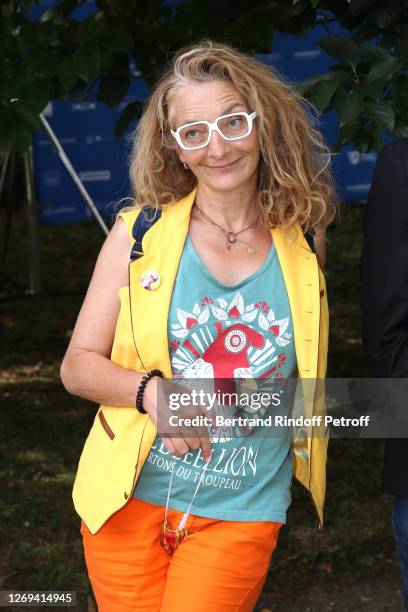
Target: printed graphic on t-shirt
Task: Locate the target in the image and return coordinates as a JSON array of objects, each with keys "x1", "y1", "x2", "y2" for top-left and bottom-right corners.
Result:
[
  {"x1": 169, "y1": 291, "x2": 292, "y2": 440},
  {"x1": 171, "y1": 291, "x2": 291, "y2": 369}
]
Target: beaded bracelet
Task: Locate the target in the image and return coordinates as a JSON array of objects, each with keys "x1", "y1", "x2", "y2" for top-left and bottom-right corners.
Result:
[{"x1": 135, "y1": 369, "x2": 164, "y2": 414}]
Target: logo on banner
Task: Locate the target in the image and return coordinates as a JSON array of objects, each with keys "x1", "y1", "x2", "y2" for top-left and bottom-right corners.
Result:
[
  {"x1": 79, "y1": 170, "x2": 111, "y2": 182},
  {"x1": 72, "y1": 102, "x2": 96, "y2": 112}
]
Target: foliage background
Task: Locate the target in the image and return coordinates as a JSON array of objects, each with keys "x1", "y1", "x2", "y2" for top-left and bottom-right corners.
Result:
[{"x1": 1, "y1": 0, "x2": 408, "y2": 154}]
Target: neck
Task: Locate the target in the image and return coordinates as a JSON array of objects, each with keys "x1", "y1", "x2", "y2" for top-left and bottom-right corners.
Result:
[{"x1": 194, "y1": 183, "x2": 259, "y2": 232}]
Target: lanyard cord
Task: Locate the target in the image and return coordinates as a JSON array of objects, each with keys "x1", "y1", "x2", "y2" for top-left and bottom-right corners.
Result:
[{"x1": 165, "y1": 456, "x2": 212, "y2": 530}]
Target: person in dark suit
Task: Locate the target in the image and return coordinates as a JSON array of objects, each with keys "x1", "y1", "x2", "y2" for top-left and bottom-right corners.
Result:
[{"x1": 361, "y1": 138, "x2": 408, "y2": 609}]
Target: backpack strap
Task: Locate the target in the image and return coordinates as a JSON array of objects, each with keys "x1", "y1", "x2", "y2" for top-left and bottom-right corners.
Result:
[
  {"x1": 130, "y1": 207, "x2": 315, "y2": 258},
  {"x1": 130, "y1": 207, "x2": 162, "y2": 261},
  {"x1": 303, "y1": 231, "x2": 316, "y2": 254}
]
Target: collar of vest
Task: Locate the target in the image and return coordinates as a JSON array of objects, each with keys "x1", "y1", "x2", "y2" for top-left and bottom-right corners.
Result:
[{"x1": 128, "y1": 188, "x2": 320, "y2": 390}]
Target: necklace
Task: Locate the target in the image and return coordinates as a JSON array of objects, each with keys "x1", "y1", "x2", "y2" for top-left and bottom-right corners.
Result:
[{"x1": 194, "y1": 202, "x2": 258, "y2": 255}]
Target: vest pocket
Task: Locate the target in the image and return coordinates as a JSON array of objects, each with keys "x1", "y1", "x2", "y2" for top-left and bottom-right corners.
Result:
[{"x1": 98, "y1": 410, "x2": 115, "y2": 440}]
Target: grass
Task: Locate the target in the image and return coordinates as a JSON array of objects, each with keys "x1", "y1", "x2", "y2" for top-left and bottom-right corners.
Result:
[{"x1": 0, "y1": 204, "x2": 400, "y2": 610}]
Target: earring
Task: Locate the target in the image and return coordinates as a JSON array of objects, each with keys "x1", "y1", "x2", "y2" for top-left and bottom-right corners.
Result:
[{"x1": 182, "y1": 162, "x2": 189, "y2": 170}]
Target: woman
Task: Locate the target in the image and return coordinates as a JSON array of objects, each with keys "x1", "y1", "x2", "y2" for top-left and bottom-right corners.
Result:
[{"x1": 61, "y1": 40, "x2": 336, "y2": 612}]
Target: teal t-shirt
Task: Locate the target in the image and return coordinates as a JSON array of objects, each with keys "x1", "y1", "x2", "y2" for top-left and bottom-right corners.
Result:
[{"x1": 133, "y1": 234, "x2": 297, "y2": 522}]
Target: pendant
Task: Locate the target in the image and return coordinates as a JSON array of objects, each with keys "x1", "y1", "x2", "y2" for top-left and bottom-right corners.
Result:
[
  {"x1": 161, "y1": 520, "x2": 189, "y2": 556},
  {"x1": 228, "y1": 233, "x2": 236, "y2": 244},
  {"x1": 247, "y1": 241, "x2": 256, "y2": 255}
]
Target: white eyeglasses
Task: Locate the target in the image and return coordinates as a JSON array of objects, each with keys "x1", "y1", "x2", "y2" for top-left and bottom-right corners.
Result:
[{"x1": 171, "y1": 111, "x2": 257, "y2": 150}]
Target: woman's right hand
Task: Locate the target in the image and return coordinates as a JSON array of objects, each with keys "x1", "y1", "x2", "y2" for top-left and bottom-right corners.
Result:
[{"x1": 144, "y1": 376, "x2": 214, "y2": 462}]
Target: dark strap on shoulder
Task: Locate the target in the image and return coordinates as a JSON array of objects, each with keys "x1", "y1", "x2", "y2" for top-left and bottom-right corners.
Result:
[
  {"x1": 303, "y1": 231, "x2": 316, "y2": 253},
  {"x1": 130, "y1": 206, "x2": 162, "y2": 261},
  {"x1": 130, "y1": 208, "x2": 314, "y2": 258}
]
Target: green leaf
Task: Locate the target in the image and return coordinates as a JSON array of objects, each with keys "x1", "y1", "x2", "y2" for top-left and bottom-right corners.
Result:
[
  {"x1": 39, "y1": 0, "x2": 78, "y2": 20},
  {"x1": 111, "y1": 51, "x2": 130, "y2": 75},
  {"x1": 393, "y1": 122, "x2": 408, "y2": 139},
  {"x1": 365, "y1": 56, "x2": 398, "y2": 82},
  {"x1": 78, "y1": 14, "x2": 105, "y2": 43},
  {"x1": 365, "y1": 101, "x2": 396, "y2": 131},
  {"x1": 0, "y1": 75, "x2": 23, "y2": 99},
  {"x1": 335, "y1": 90, "x2": 364, "y2": 125},
  {"x1": 318, "y1": 36, "x2": 362, "y2": 68},
  {"x1": 353, "y1": 23, "x2": 381, "y2": 42},
  {"x1": 380, "y1": 27, "x2": 400, "y2": 49},
  {"x1": 0, "y1": 115, "x2": 15, "y2": 151},
  {"x1": 102, "y1": 26, "x2": 133, "y2": 51},
  {"x1": 39, "y1": 7, "x2": 59, "y2": 23},
  {"x1": 296, "y1": 74, "x2": 324, "y2": 96},
  {"x1": 349, "y1": 0, "x2": 376, "y2": 16},
  {"x1": 389, "y1": 74, "x2": 408, "y2": 102},
  {"x1": 98, "y1": 74, "x2": 130, "y2": 107},
  {"x1": 329, "y1": 66, "x2": 354, "y2": 87},
  {"x1": 73, "y1": 45, "x2": 101, "y2": 83},
  {"x1": 360, "y1": 42, "x2": 389, "y2": 63},
  {"x1": 369, "y1": 119, "x2": 383, "y2": 138},
  {"x1": 353, "y1": 128, "x2": 370, "y2": 153},
  {"x1": 100, "y1": 51, "x2": 114, "y2": 76},
  {"x1": 225, "y1": 9, "x2": 276, "y2": 50},
  {"x1": 371, "y1": 2, "x2": 402, "y2": 29},
  {"x1": 13, "y1": 125, "x2": 34, "y2": 155},
  {"x1": 339, "y1": 121, "x2": 361, "y2": 143},
  {"x1": 22, "y1": 82, "x2": 50, "y2": 114},
  {"x1": 32, "y1": 54, "x2": 60, "y2": 80},
  {"x1": 12, "y1": 102, "x2": 41, "y2": 133},
  {"x1": 360, "y1": 77, "x2": 388, "y2": 99},
  {"x1": 291, "y1": 0, "x2": 308, "y2": 16},
  {"x1": 395, "y1": 40, "x2": 408, "y2": 59},
  {"x1": 373, "y1": 133, "x2": 385, "y2": 151},
  {"x1": 311, "y1": 77, "x2": 339, "y2": 113},
  {"x1": 333, "y1": 86, "x2": 348, "y2": 112},
  {"x1": 58, "y1": 56, "x2": 77, "y2": 90},
  {"x1": 37, "y1": 21, "x2": 60, "y2": 46},
  {"x1": 115, "y1": 101, "x2": 143, "y2": 138}
]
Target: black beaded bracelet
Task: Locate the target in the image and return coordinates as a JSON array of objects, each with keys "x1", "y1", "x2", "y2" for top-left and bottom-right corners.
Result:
[{"x1": 135, "y1": 369, "x2": 164, "y2": 414}]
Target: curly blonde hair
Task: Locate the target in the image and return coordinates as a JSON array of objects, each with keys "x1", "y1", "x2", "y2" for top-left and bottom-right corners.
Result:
[{"x1": 126, "y1": 40, "x2": 338, "y2": 231}]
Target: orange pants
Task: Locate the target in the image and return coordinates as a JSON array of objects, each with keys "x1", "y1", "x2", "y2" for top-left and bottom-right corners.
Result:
[{"x1": 81, "y1": 498, "x2": 282, "y2": 612}]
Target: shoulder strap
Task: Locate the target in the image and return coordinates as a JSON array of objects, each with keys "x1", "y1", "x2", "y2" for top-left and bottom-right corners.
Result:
[
  {"x1": 130, "y1": 208, "x2": 315, "y2": 257},
  {"x1": 303, "y1": 231, "x2": 316, "y2": 253},
  {"x1": 130, "y1": 206, "x2": 162, "y2": 261}
]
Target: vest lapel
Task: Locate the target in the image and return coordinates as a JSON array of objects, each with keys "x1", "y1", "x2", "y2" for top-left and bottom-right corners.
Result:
[
  {"x1": 128, "y1": 189, "x2": 197, "y2": 378},
  {"x1": 272, "y1": 226, "x2": 321, "y2": 413}
]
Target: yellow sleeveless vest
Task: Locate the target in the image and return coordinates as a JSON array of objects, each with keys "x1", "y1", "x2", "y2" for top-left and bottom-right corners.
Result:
[{"x1": 72, "y1": 189, "x2": 329, "y2": 534}]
